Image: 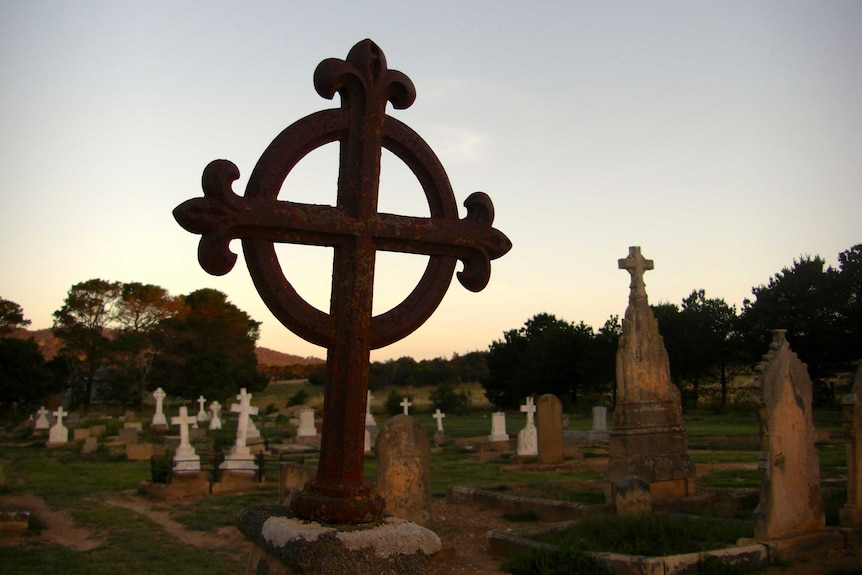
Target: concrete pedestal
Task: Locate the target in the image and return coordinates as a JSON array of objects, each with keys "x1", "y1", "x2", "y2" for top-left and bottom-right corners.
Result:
[{"x1": 238, "y1": 505, "x2": 441, "y2": 575}]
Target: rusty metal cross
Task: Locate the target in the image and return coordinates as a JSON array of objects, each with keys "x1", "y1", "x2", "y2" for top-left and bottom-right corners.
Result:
[{"x1": 173, "y1": 40, "x2": 511, "y2": 524}]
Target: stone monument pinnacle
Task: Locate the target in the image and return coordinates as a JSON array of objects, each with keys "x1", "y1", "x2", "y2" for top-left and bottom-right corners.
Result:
[{"x1": 618, "y1": 245, "x2": 654, "y2": 302}]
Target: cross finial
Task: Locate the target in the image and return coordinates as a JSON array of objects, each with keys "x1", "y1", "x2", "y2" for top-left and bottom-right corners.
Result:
[{"x1": 618, "y1": 246, "x2": 654, "y2": 301}]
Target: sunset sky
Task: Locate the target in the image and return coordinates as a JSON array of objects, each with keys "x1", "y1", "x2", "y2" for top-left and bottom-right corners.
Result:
[{"x1": 2, "y1": 1, "x2": 860, "y2": 361}]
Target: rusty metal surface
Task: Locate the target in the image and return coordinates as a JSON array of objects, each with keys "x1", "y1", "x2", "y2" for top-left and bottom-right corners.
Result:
[{"x1": 174, "y1": 39, "x2": 511, "y2": 524}]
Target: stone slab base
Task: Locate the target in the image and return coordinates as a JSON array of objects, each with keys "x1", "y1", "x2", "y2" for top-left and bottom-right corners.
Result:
[
  {"x1": 762, "y1": 529, "x2": 846, "y2": 563},
  {"x1": 139, "y1": 472, "x2": 210, "y2": 500},
  {"x1": 238, "y1": 505, "x2": 441, "y2": 575},
  {"x1": 212, "y1": 471, "x2": 264, "y2": 495}
]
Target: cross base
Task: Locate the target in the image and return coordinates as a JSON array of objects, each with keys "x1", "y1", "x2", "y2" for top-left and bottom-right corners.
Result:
[{"x1": 290, "y1": 480, "x2": 385, "y2": 525}]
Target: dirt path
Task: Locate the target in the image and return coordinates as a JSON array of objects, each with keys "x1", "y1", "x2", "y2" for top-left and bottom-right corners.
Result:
[{"x1": 0, "y1": 493, "x2": 106, "y2": 551}]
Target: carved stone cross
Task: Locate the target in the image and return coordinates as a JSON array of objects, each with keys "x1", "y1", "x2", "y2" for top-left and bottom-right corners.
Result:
[
  {"x1": 618, "y1": 246, "x2": 654, "y2": 301},
  {"x1": 520, "y1": 397, "x2": 537, "y2": 428},
  {"x1": 173, "y1": 39, "x2": 511, "y2": 524}
]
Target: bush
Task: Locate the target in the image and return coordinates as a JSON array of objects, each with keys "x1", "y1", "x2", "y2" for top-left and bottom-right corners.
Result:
[
  {"x1": 385, "y1": 389, "x2": 413, "y2": 416},
  {"x1": 287, "y1": 388, "x2": 310, "y2": 407},
  {"x1": 429, "y1": 383, "x2": 472, "y2": 414}
]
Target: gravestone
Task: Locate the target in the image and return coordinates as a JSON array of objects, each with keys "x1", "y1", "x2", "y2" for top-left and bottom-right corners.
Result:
[
  {"x1": 517, "y1": 397, "x2": 538, "y2": 457},
  {"x1": 117, "y1": 427, "x2": 139, "y2": 444},
  {"x1": 365, "y1": 390, "x2": 376, "y2": 428},
  {"x1": 432, "y1": 408, "x2": 447, "y2": 447},
  {"x1": 126, "y1": 442, "x2": 154, "y2": 461},
  {"x1": 73, "y1": 428, "x2": 90, "y2": 441},
  {"x1": 151, "y1": 387, "x2": 167, "y2": 426},
  {"x1": 196, "y1": 395, "x2": 209, "y2": 424},
  {"x1": 81, "y1": 436, "x2": 98, "y2": 455},
  {"x1": 219, "y1": 388, "x2": 258, "y2": 473},
  {"x1": 615, "y1": 475, "x2": 652, "y2": 516},
  {"x1": 537, "y1": 394, "x2": 564, "y2": 465},
  {"x1": 47, "y1": 406, "x2": 68, "y2": 445},
  {"x1": 376, "y1": 414, "x2": 432, "y2": 526},
  {"x1": 296, "y1": 408, "x2": 317, "y2": 438},
  {"x1": 124, "y1": 421, "x2": 143, "y2": 431},
  {"x1": 209, "y1": 401, "x2": 223, "y2": 430},
  {"x1": 34, "y1": 407, "x2": 50, "y2": 430},
  {"x1": 489, "y1": 412, "x2": 509, "y2": 443},
  {"x1": 752, "y1": 329, "x2": 825, "y2": 540},
  {"x1": 841, "y1": 360, "x2": 862, "y2": 526},
  {"x1": 88, "y1": 424, "x2": 106, "y2": 437},
  {"x1": 171, "y1": 406, "x2": 201, "y2": 473},
  {"x1": 605, "y1": 247, "x2": 696, "y2": 503},
  {"x1": 592, "y1": 406, "x2": 607, "y2": 432},
  {"x1": 400, "y1": 397, "x2": 412, "y2": 416},
  {"x1": 175, "y1": 40, "x2": 508, "y2": 572}
]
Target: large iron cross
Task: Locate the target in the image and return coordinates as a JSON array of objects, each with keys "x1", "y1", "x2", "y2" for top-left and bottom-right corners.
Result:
[{"x1": 173, "y1": 40, "x2": 511, "y2": 524}]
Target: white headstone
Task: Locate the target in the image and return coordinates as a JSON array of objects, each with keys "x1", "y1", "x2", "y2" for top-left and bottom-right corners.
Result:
[
  {"x1": 48, "y1": 406, "x2": 68, "y2": 444},
  {"x1": 365, "y1": 390, "x2": 376, "y2": 427},
  {"x1": 297, "y1": 408, "x2": 317, "y2": 437},
  {"x1": 592, "y1": 406, "x2": 608, "y2": 432},
  {"x1": 151, "y1": 387, "x2": 167, "y2": 426},
  {"x1": 489, "y1": 412, "x2": 509, "y2": 442},
  {"x1": 400, "y1": 397, "x2": 412, "y2": 416},
  {"x1": 517, "y1": 398, "x2": 538, "y2": 456},
  {"x1": 35, "y1": 406, "x2": 51, "y2": 430},
  {"x1": 209, "y1": 401, "x2": 222, "y2": 430},
  {"x1": 433, "y1": 409, "x2": 446, "y2": 433},
  {"x1": 196, "y1": 395, "x2": 209, "y2": 423},
  {"x1": 219, "y1": 388, "x2": 259, "y2": 473},
  {"x1": 365, "y1": 428, "x2": 372, "y2": 453},
  {"x1": 171, "y1": 406, "x2": 200, "y2": 473}
]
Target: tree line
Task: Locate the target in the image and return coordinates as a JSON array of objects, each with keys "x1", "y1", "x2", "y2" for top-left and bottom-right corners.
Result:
[
  {"x1": 482, "y1": 244, "x2": 862, "y2": 410},
  {"x1": 1, "y1": 280, "x2": 265, "y2": 413}
]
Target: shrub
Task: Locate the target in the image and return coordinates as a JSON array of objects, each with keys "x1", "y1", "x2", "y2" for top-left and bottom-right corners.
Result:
[{"x1": 287, "y1": 388, "x2": 310, "y2": 407}]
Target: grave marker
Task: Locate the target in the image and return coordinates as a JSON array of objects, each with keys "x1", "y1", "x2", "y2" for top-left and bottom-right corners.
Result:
[
  {"x1": 400, "y1": 398, "x2": 412, "y2": 416},
  {"x1": 376, "y1": 414, "x2": 432, "y2": 526},
  {"x1": 174, "y1": 39, "x2": 510, "y2": 525},
  {"x1": 517, "y1": 397, "x2": 538, "y2": 457},
  {"x1": 171, "y1": 406, "x2": 201, "y2": 473},
  {"x1": 489, "y1": 412, "x2": 509, "y2": 443},
  {"x1": 297, "y1": 408, "x2": 317, "y2": 438},
  {"x1": 151, "y1": 387, "x2": 167, "y2": 426},
  {"x1": 34, "y1": 407, "x2": 50, "y2": 430},
  {"x1": 47, "y1": 406, "x2": 68, "y2": 444},
  {"x1": 219, "y1": 388, "x2": 258, "y2": 473},
  {"x1": 841, "y1": 360, "x2": 862, "y2": 526},
  {"x1": 537, "y1": 394, "x2": 564, "y2": 465},
  {"x1": 209, "y1": 401, "x2": 223, "y2": 430},
  {"x1": 605, "y1": 247, "x2": 696, "y2": 502},
  {"x1": 432, "y1": 409, "x2": 446, "y2": 433},
  {"x1": 196, "y1": 395, "x2": 208, "y2": 423}
]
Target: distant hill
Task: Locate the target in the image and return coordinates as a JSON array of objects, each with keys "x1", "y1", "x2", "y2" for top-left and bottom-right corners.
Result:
[
  {"x1": 8, "y1": 328, "x2": 324, "y2": 366},
  {"x1": 255, "y1": 346, "x2": 324, "y2": 367}
]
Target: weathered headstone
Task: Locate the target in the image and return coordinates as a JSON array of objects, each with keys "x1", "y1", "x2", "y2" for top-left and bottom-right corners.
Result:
[
  {"x1": 592, "y1": 406, "x2": 607, "y2": 432},
  {"x1": 196, "y1": 395, "x2": 208, "y2": 424},
  {"x1": 615, "y1": 475, "x2": 652, "y2": 516},
  {"x1": 365, "y1": 390, "x2": 376, "y2": 428},
  {"x1": 432, "y1": 408, "x2": 448, "y2": 447},
  {"x1": 296, "y1": 408, "x2": 317, "y2": 438},
  {"x1": 118, "y1": 427, "x2": 139, "y2": 444},
  {"x1": 605, "y1": 247, "x2": 696, "y2": 503},
  {"x1": 47, "y1": 406, "x2": 68, "y2": 445},
  {"x1": 219, "y1": 388, "x2": 258, "y2": 473},
  {"x1": 171, "y1": 406, "x2": 201, "y2": 473},
  {"x1": 151, "y1": 387, "x2": 167, "y2": 426},
  {"x1": 400, "y1": 397, "x2": 412, "y2": 416},
  {"x1": 73, "y1": 428, "x2": 90, "y2": 441},
  {"x1": 81, "y1": 436, "x2": 99, "y2": 455},
  {"x1": 209, "y1": 401, "x2": 223, "y2": 431},
  {"x1": 126, "y1": 442, "x2": 154, "y2": 461},
  {"x1": 376, "y1": 414, "x2": 432, "y2": 526},
  {"x1": 841, "y1": 360, "x2": 862, "y2": 526},
  {"x1": 489, "y1": 412, "x2": 509, "y2": 443},
  {"x1": 517, "y1": 397, "x2": 538, "y2": 457},
  {"x1": 752, "y1": 329, "x2": 825, "y2": 540},
  {"x1": 537, "y1": 394, "x2": 564, "y2": 465},
  {"x1": 34, "y1": 407, "x2": 50, "y2": 430}
]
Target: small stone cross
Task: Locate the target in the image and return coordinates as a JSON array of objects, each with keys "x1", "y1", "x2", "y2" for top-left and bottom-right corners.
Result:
[
  {"x1": 37, "y1": 406, "x2": 49, "y2": 419},
  {"x1": 619, "y1": 246, "x2": 654, "y2": 301},
  {"x1": 196, "y1": 395, "x2": 208, "y2": 423},
  {"x1": 172, "y1": 406, "x2": 197, "y2": 449},
  {"x1": 53, "y1": 406, "x2": 67, "y2": 425},
  {"x1": 153, "y1": 387, "x2": 166, "y2": 402},
  {"x1": 400, "y1": 398, "x2": 412, "y2": 416},
  {"x1": 433, "y1": 409, "x2": 446, "y2": 432},
  {"x1": 209, "y1": 401, "x2": 223, "y2": 431},
  {"x1": 520, "y1": 397, "x2": 536, "y2": 429},
  {"x1": 231, "y1": 388, "x2": 259, "y2": 449}
]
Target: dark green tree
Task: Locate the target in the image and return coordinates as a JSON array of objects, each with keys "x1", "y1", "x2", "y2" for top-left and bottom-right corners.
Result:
[
  {"x1": 739, "y1": 255, "x2": 844, "y2": 402},
  {"x1": 152, "y1": 288, "x2": 267, "y2": 401},
  {"x1": 0, "y1": 337, "x2": 60, "y2": 413},
  {"x1": 0, "y1": 297, "x2": 31, "y2": 335},
  {"x1": 483, "y1": 313, "x2": 606, "y2": 410},
  {"x1": 52, "y1": 279, "x2": 122, "y2": 409}
]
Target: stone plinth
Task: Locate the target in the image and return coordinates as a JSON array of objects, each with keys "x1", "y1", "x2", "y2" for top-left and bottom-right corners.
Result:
[
  {"x1": 376, "y1": 415, "x2": 432, "y2": 526},
  {"x1": 212, "y1": 470, "x2": 263, "y2": 494},
  {"x1": 238, "y1": 505, "x2": 441, "y2": 575},
  {"x1": 841, "y1": 360, "x2": 862, "y2": 527},
  {"x1": 141, "y1": 472, "x2": 210, "y2": 500},
  {"x1": 537, "y1": 394, "x2": 565, "y2": 465}
]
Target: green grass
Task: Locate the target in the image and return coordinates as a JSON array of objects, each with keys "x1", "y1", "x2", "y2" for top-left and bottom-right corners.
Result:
[
  {"x1": 532, "y1": 513, "x2": 752, "y2": 556},
  {"x1": 172, "y1": 490, "x2": 277, "y2": 531}
]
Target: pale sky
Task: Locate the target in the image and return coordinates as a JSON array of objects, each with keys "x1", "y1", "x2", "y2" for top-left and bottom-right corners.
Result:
[{"x1": 2, "y1": 1, "x2": 860, "y2": 361}]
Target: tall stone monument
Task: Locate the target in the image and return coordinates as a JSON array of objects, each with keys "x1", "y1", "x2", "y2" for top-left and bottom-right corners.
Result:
[
  {"x1": 605, "y1": 246, "x2": 696, "y2": 503},
  {"x1": 751, "y1": 329, "x2": 825, "y2": 540},
  {"x1": 174, "y1": 39, "x2": 510, "y2": 574},
  {"x1": 537, "y1": 394, "x2": 565, "y2": 465},
  {"x1": 841, "y1": 360, "x2": 862, "y2": 526},
  {"x1": 151, "y1": 387, "x2": 167, "y2": 427}
]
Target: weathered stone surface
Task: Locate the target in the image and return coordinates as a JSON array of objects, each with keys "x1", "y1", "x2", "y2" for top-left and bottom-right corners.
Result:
[
  {"x1": 488, "y1": 412, "x2": 509, "y2": 442},
  {"x1": 141, "y1": 472, "x2": 210, "y2": 500},
  {"x1": 615, "y1": 475, "x2": 651, "y2": 515},
  {"x1": 841, "y1": 360, "x2": 862, "y2": 526},
  {"x1": 606, "y1": 247, "x2": 695, "y2": 502},
  {"x1": 752, "y1": 329, "x2": 825, "y2": 540},
  {"x1": 278, "y1": 463, "x2": 316, "y2": 504},
  {"x1": 126, "y1": 442, "x2": 154, "y2": 461},
  {"x1": 73, "y1": 428, "x2": 90, "y2": 441},
  {"x1": 81, "y1": 436, "x2": 98, "y2": 455},
  {"x1": 238, "y1": 505, "x2": 441, "y2": 575},
  {"x1": 376, "y1": 414, "x2": 432, "y2": 526},
  {"x1": 117, "y1": 427, "x2": 139, "y2": 444},
  {"x1": 537, "y1": 394, "x2": 565, "y2": 465}
]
